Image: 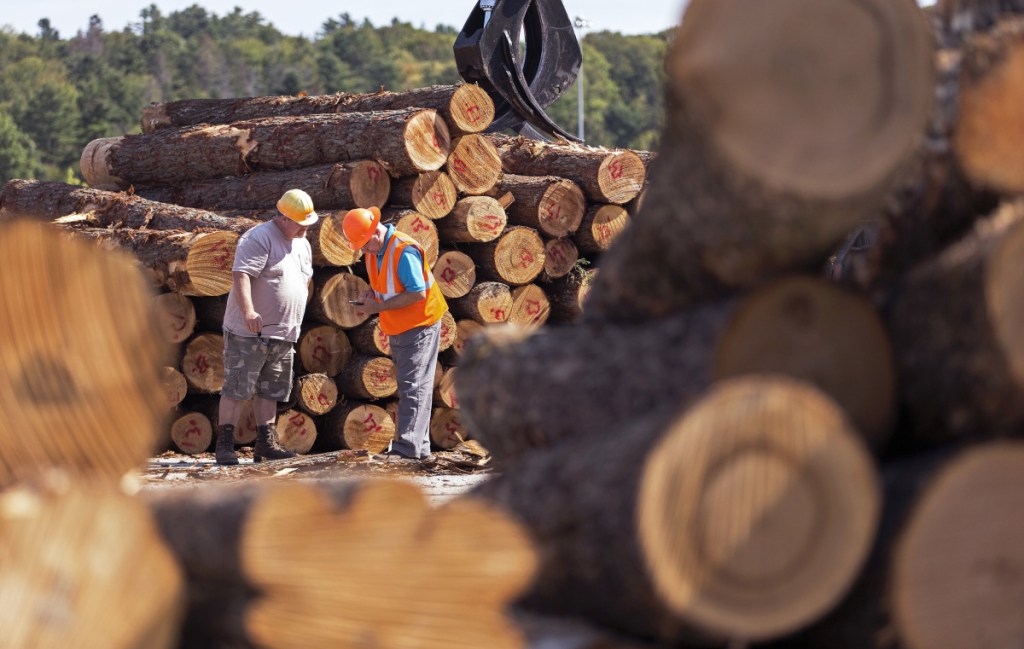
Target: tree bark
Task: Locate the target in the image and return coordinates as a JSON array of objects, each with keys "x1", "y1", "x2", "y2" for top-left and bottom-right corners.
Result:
[
  {"x1": 436, "y1": 196, "x2": 508, "y2": 243},
  {"x1": 135, "y1": 160, "x2": 390, "y2": 211},
  {"x1": 459, "y1": 276, "x2": 896, "y2": 461},
  {"x1": 886, "y1": 198, "x2": 1024, "y2": 447},
  {"x1": 389, "y1": 171, "x2": 457, "y2": 220},
  {"x1": 474, "y1": 376, "x2": 879, "y2": 645},
  {"x1": 337, "y1": 353, "x2": 398, "y2": 400},
  {"x1": 142, "y1": 83, "x2": 495, "y2": 136},
  {"x1": 581, "y1": 0, "x2": 934, "y2": 322},
  {"x1": 446, "y1": 134, "x2": 503, "y2": 195},
  {"x1": 574, "y1": 204, "x2": 629, "y2": 255},
  {"x1": 484, "y1": 174, "x2": 586, "y2": 238},
  {"x1": 0, "y1": 220, "x2": 169, "y2": 489},
  {"x1": 314, "y1": 402, "x2": 395, "y2": 453},
  {"x1": 489, "y1": 135, "x2": 647, "y2": 204},
  {"x1": 82, "y1": 109, "x2": 451, "y2": 188},
  {"x1": 546, "y1": 269, "x2": 595, "y2": 324},
  {"x1": 450, "y1": 281, "x2": 513, "y2": 324},
  {"x1": 0, "y1": 179, "x2": 257, "y2": 233},
  {"x1": 297, "y1": 324, "x2": 352, "y2": 376},
  {"x1": 465, "y1": 226, "x2": 546, "y2": 286}
]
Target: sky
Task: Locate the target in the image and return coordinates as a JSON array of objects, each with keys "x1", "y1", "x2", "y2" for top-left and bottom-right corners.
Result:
[{"x1": 0, "y1": 1, "x2": 689, "y2": 39}]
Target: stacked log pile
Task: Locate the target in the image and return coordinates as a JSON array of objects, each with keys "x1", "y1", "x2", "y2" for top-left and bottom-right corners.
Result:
[
  {"x1": 453, "y1": 0, "x2": 1024, "y2": 647},
  {"x1": 0, "y1": 81, "x2": 650, "y2": 456}
]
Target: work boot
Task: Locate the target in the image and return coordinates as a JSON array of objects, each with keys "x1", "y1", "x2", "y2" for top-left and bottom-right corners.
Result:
[
  {"x1": 254, "y1": 424, "x2": 296, "y2": 462},
  {"x1": 215, "y1": 424, "x2": 239, "y2": 466}
]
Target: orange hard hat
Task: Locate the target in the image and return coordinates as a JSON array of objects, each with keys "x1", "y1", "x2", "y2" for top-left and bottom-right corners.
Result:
[
  {"x1": 342, "y1": 206, "x2": 381, "y2": 248},
  {"x1": 277, "y1": 189, "x2": 319, "y2": 226}
]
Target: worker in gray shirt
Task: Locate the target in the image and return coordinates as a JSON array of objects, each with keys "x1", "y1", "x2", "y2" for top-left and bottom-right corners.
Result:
[{"x1": 215, "y1": 189, "x2": 316, "y2": 465}]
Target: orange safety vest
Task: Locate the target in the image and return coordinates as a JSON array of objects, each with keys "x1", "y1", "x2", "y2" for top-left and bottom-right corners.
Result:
[{"x1": 366, "y1": 230, "x2": 448, "y2": 336}]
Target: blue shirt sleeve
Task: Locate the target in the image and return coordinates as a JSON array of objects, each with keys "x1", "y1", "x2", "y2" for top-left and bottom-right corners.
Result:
[{"x1": 397, "y1": 247, "x2": 427, "y2": 292}]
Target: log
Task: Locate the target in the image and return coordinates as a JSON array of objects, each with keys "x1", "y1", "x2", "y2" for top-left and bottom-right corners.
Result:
[
  {"x1": 459, "y1": 276, "x2": 896, "y2": 461},
  {"x1": 433, "y1": 367, "x2": 459, "y2": 410},
  {"x1": 574, "y1": 204, "x2": 629, "y2": 255},
  {"x1": 309, "y1": 271, "x2": 372, "y2": 329},
  {"x1": 430, "y1": 407, "x2": 466, "y2": 449},
  {"x1": 170, "y1": 410, "x2": 214, "y2": 454},
  {"x1": 490, "y1": 135, "x2": 647, "y2": 204},
  {"x1": 546, "y1": 269, "x2": 595, "y2": 324},
  {"x1": 82, "y1": 109, "x2": 451, "y2": 187},
  {"x1": 388, "y1": 171, "x2": 458, "y2": 220},
  {"x1": 142, "y1": 83, "x2": 495, "y2": 136},
  {"x1": 452, "y1": 319, "x2": 485, "y2": 358},
  {"x1": 581, "y1": 0, "x2": 934, "y2": 322},
  {"x1": 508, "y1": 284, "x2": 551, "y2": 329},
  {"x1": 315, "y1": 402, "x2": 395, "y2": 453},
  {"x1": 135, "y1": 160, "x2": 391, "y2": 211},
  {"x1": 161, "y1": 366, "x2": 189, "y2": 409},
  {"x1": 434, "y1": 250, "x2": 477, "y2": 298},
  {"x1": 293, "y1": 373, "x2": 338, "y2": 416},
  {"x1": 1, "y1": 487, "x2": 184, "y2": 649},
  {"x1": 384, "y1": 209, "x2": 440, "y2": 266},
  {"x1": 539, "y1": 238, "x2": 579, "y2": 282},
  {"x1": 436, "y1": 196, "x2": 508, "y2": 243},
  {"x1": 274, "y1": 409, "x2": 316, "y2": 454},
  {"x1": 886, "y1": 198, "x2": 1024, "y2": 446},
  {"x1": 0, "y1": 220, "x2": 169, "y2": 488},
  {"x1": 446, "y1": 134, "x2": 503, "y2": 195},
  {"x1": 450, "y1": 281, "x2": 514, "y2": 324},
  {"x1": 182, "y1": 333, "x2": 225, "y2": 394},
  {"x1": 145, "y1": 480, "x2": 535, "y2": 649},
  {"x1": 438, "y1": 310, "x2": 458, "y2": 352},
  {"x1": 474, "y1": 377, "x2": 879, "y2": 644},
  {"x1": 349, "y1": 316, "x2": 391, "y2": 356},
  {"x1": 953, "y1": 17, "x2": 1024, "y2": 194},
  {"x1": 337, "y1": 354, "x2": 398, "y2": 400},
  {"x1": 154, "y1": 292, "x2": 197, "y2": 344},
  {"x1": 466, "y1": 226, "x2": 546, "y2": 286},
  {"x1": 297, "y1": 324, "x2": 352, "y2": 376},
  {"x1": 485, "y1": 174, "x2": 586, "y2": 238},
  {"x1": 72, "y1": 227, "x2": 239, "y2": 297},
  {"x1": 0, "y1": 179, "x2": 257, "y2": 233}
]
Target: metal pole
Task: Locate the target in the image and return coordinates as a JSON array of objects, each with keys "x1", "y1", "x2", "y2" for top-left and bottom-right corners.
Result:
[{"x1": 574, "y1": 16, "x2": 590, "y2": 142}]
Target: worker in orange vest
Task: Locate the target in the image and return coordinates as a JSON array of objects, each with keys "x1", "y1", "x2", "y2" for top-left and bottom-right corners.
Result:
[{"x1": 343, "y1": 207, "x2": 449, "y2": 460}]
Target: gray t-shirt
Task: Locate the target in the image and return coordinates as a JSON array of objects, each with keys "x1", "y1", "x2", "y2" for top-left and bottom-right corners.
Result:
[{"x1": 223, "y1": 220, "x2": 313, "y2": 343}]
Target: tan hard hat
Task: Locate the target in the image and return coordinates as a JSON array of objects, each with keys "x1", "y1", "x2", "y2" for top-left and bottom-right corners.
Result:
[{"x1": 277, "y1": 189, "x2": 319, "y2": 226}]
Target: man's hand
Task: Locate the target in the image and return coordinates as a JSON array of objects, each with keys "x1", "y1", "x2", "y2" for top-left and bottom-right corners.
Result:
[{"x1": 245, "y1": 310, "x2": 263, "y2": 334}]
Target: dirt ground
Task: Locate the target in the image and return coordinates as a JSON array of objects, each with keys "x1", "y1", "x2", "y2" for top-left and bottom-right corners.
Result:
[{"x1": 136, "y1": 445, "x2": 495, "y2": 504}]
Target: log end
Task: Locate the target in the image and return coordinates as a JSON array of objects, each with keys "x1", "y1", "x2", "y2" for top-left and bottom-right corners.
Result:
[
  {"x1": 276, "y1": 409, "x2": 317, "y2": 454},
  {"x1": 140, "y1": 102, "x2": 171, "y2": 133},
  {"x1": 597, "y1": 150, "x2": 647, "y2": 205},
  {"x1": 298, "y1": 325, "x2": 352, "y2": 376},
  {"x1": 170, "y1": 411, "x2": 213, "y2": 454},
  {"x1": 317, "y1": 213, "x2": 363, "y2": 267},
  {"x1": 638, "y1": 377, "x2": 880, "y2": 641},
  {"x1": 448, "y1": 134, "x2": 504, "y2": 195},
  {"x1": 80, "y1": 137, "x2": 125, "y2": 190},
  {"x1": 449, "y1": 84, "x2": 497, "y2": 134},
  {"x1": 350, "y1": 160, "x2": 392, "y2": 209},
  {"x1": 185, "y1": 231, "x2": 239, "y2": 297},
  {"x1": 670, "y1": 0, "x2": 934, "y2": 200},
  {"x1": 405, "y1": 109, "x2": 451, "y2": 173}
]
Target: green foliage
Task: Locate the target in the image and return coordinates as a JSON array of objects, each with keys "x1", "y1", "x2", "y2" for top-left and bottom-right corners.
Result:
[{"x1": 0, "y1": 7, "x2": 668, "y2": 182}]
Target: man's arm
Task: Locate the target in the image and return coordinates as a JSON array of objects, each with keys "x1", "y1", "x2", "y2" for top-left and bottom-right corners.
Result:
[
  {"x1": 358, "y1": 289, "x2": 427, "y2": 315},
  {"x1": 232, "y1": 271, "x2": 262, "y2": 333}
]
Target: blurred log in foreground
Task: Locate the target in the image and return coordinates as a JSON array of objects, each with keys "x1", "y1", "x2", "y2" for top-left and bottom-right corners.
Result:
[
  {"x1": 474, "y1": 377, "x2": 879, "y2": 645},
  {"x1": 146, "y1": 480, "x2": 537, "y2": 649},
  {"x1": 0, "y1": 219, "x2": 168, "y2": 489},
  {"x1": 0, "y1": 486, "x2": 184, "y2": 649}
]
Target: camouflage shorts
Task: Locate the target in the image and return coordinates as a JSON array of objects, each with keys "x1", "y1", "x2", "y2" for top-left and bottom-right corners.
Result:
[{"x1": 222, "y1": 330, "x2": 295, "y2": 401}]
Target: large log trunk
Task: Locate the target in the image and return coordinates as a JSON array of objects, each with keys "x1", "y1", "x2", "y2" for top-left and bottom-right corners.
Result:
[
  {"x1": 82, "y1": 109, "x2": 451, "y2": 187},
  {"x1": 574, "y1": 204, "x2": 629, "y2": 255},
  {"x1": 459, "y1": 276, "x2": 896, "y2": 461},
  {"x1": 388, "y1": 171, "x2": 458, "y2": 220},
  {"x1": 465, "y1": 226, "x2": 546, "y2": 286},
  {"x1": 337, "y1": 354, "x2": 398, "y2": 400},
  {"x1": 71, "y1": 227, "x2": 240, "y2": 296},
  {"x1": 473, "y1": 377, "x2": 879, "y2": 645},
  {"x1": 0, "y1": 179, "x2": 257, "y2": 233},
  {"x1": 581, "y1": 0, "x2": 934, "y2": 322},
  {"x1": 436, "y1": 196, "x2": 508, "y2": 243},
  {"x1": 0, "y1": 487, "x2": 184, "y2": 649},
  {"x1": 145, "y1": 480, "x2": 536, "y2": 649},
  {"x1": 446, "y1": 134, "x2": 504, "y2": 195},
  {"x1": 135, "y1": 160, "x2": 390, "y2": 211},
  {"x1": 314, "y1": 402, "x2": 395, "y2": 453},
  {"x1": 297, "y1": 324, "x2": 352, "y2": 376},
  {"x1": 485, "y1": 174, "x2": 586, "y2": 238},
  {"x1": 886, "y1": 198, "x2": 1024, "y2": 447},
  {"x1": 490, "y1": 136, "x2": 647, "y2": 205},
  {"x1": 0, "y1": 220, "x2": 168, "y2": 489},
  {"x1": 142, "y1": 83, "x2": 495, "y2": 136}
]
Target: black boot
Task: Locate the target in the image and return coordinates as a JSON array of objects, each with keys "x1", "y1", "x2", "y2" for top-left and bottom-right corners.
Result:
[
  {"x1": 254, "y1": 424, "x2": 296, "y2": 462},
  {"x1": 215, "y1": 424, "x2": 239, "y2": 465}
]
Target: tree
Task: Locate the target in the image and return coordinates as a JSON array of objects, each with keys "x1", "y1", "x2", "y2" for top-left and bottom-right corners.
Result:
[{"x1": 0, "y1": 111, "x2": 38, "y2": 182}]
